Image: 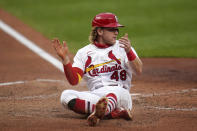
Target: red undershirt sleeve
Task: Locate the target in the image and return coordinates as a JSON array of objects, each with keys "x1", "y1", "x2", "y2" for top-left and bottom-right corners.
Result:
[{"x1": 63, "y1": 63, "x2": 84, "y2": 85}]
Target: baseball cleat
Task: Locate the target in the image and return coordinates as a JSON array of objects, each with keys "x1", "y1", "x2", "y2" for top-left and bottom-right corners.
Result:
[
  {"x1": 109, "y1": 109, "x2": 133, "y2": 120},
  {"x1": 87, "y1": 97, "x2": 108, "y2": 126}
]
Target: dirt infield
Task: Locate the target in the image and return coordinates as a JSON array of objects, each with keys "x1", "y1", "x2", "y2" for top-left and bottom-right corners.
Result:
[{"x1": 0, "y1": 9, "x2": 197, "y2": 131}]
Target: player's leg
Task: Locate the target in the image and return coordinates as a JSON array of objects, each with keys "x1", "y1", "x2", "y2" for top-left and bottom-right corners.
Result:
[
  {"x1": 60, "y1": 90, "x2": 100, "y2": 114},
  {"x1": 91, "y1": 86, "x2": 120, "y2": 114},
  {"x1": 104, "y1": 93, "x2": 118, "y2": 115},
  {"x1": 107, "y1": 87, "x2": 133, "y2": 120},
  {"x1": 92, "y1": 86, "x2": 133, "y2": 120},
  {"x1": 87, "y1": 87, "x2": 119, "y2": 126},
  {"x1": 87, "y1": 97, "x2": 108, "y2": 126},
  {"x1": 61, "y1": 89, "x2": 109, "y2": 126},
  {"x1": 87, "y1": 92, "x2": 119, "y2": 126}
]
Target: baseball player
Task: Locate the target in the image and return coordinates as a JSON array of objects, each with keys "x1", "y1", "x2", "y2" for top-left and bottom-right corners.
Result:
[{"x1": 52, "y1": 12, "x2": 143, "y2": 126}]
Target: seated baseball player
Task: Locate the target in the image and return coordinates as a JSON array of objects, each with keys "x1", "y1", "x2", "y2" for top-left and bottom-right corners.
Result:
[{"x1": 52, "y1": 12, "x2": 143, "y2": 126}]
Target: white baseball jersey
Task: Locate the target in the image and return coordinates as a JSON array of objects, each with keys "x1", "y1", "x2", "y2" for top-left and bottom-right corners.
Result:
[{"x1": 72, "y1": 40, "x2": 138, "y2": 91}]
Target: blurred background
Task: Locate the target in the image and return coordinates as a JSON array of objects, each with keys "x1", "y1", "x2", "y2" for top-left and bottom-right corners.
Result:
[{"x1": 0, "y1": 0, "x2": 196, "y2": 57}]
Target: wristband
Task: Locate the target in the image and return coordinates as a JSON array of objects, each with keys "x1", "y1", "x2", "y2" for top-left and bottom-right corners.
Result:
[{"x1": 127, "y1": 49, "x2": 136, "y2": 61}]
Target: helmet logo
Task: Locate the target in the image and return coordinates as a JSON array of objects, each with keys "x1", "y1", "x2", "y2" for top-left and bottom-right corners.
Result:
[{"x1": 96, "y1": 16, "x2": 101, "y2": 20}]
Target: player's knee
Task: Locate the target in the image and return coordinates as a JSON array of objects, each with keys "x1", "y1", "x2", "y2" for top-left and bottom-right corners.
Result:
[
  {"x1": 122, "y1": 91, "x2": 132, "y2": 110},
  {"x1": 67, "y1": 98, "x2": 76, "y2": 110},
  {"x1": 60, "y1": 90, "x2": 78, "y2": 108}
]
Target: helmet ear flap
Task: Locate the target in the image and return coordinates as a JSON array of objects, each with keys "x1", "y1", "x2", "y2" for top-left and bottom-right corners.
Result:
[{"x1": 92, "y1": 12, "x2": 124, "y2": 28}]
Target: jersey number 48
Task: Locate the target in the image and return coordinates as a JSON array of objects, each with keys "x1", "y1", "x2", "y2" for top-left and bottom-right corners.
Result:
[{"x1": 110, "y1": 70, "x2": 127, "y2": 81}]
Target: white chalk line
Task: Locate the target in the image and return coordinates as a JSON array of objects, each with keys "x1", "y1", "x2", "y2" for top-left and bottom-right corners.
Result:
[
  {"x1": 131, "y1": 88, "x2": 197, "y2": 98},
  {"x1": 0, "y1": 93, "x2": 58, "y2": 100},
  {"x1": 0, "y1": 81, "x2": 26, "y2": 86},
  {"x1": 0, "y1": 79, "x2": 65, "y2": 87},
  {"x1": 36, "y1": 78, "x2": 64, "y2": 83},
  {"x1": 144, "y1": 106, "x2": 197, "y2": 111},
  {"x1": 0, "y1": 20, "x2": 64, "y2": 72}
]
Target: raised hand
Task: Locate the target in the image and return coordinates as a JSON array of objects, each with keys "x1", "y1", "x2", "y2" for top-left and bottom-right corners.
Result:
[
  {"x1": 52, "y1": 38, "x2": 69, "y2": 63},
  {"x1": 119, "y1": 33, "x2": 131, "y2": 53}
]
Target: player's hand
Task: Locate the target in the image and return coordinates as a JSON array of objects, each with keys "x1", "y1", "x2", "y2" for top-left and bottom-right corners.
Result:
[
  {"x1": 52, "y1": 38, "x2": 69, "y2": 61},
  {"x1": 119, "y1": 33, "x2": 131, "y2": 53}
]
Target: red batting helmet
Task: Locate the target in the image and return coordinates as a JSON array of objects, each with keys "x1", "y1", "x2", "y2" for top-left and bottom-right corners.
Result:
[{"x1": 92, "y1": 12, "x2": 124, "y2": 27}]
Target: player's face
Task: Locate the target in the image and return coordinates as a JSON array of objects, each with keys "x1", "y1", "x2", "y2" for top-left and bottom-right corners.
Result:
[{"x1": 100, "y1": 27, "x2": 119, "y2": 45}]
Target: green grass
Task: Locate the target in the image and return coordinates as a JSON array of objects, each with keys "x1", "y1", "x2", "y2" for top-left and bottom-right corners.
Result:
[{"x1": 0, "y1": 0, "x2": 197, "y2": 57}]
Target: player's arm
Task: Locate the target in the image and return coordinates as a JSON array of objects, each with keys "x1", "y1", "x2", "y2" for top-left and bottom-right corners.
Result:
[
  {"x1": 126, "y1": 50, "x2": 143, "y2": 75},
  {"x1": 119, "y1": 34, "x2": 143, "y2": 75},
  {"x1": 52, "y1": 38, "x2": 83, "y2": 85},
  {"x1": 63, "y1": 63, "x2": 83, "y2": 85}
]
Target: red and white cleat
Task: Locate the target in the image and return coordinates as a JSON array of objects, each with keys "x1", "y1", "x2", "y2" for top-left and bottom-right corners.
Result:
[
  {"x1": 109, "y1": 108, "x2": 133, "y2": 120},
  {"x1": 87, "y1": 97, "x2": 108, "y2": 126}
]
